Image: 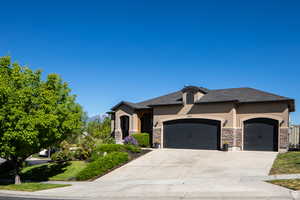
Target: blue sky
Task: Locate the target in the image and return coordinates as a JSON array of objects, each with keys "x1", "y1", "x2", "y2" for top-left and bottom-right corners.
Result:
[{"x1": 0, "y1": 0, "x2": 299, "y2": 123}]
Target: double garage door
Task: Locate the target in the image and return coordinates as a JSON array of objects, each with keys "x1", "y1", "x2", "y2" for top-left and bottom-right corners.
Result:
[
  {"x1": 164, "y1": 119, "x2": 221, "y2": 150},
  {"x1": 163, "y1": 118, "x2": 278, "y2": 151}
]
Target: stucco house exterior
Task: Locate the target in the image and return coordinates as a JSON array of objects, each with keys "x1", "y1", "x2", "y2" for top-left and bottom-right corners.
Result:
[{"x1": 109, "y1": 86, "x2": 295, "y2": 152}]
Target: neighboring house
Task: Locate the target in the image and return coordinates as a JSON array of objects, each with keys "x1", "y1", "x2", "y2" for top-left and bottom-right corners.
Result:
[{"x1": 109, "y1": 86, "x2": 295, "y2": 152}]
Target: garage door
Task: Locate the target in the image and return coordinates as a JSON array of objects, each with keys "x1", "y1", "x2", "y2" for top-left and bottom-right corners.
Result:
[
  {"x1": 163, "y1": 119, "x2": 220, "y2": 150},
  {"x1": 244, "y1": 118, "x2": 278, "y2": 151}
]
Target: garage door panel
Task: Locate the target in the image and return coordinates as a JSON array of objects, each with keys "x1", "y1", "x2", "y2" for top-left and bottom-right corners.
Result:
[
  {"x1": 244, "y1": 118, "x2": 278, "y2": 151},
  {"x1": 164, "y1": 119, "x2": 220, "y2": 150}
]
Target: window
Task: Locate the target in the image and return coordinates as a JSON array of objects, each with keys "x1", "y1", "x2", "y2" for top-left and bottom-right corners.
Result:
[{"x1": 186, "y1": 92, "x2": 194, "y2": 104}]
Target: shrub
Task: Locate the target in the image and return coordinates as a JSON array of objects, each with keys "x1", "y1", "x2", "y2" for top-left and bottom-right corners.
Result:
[
  {"x1": 51, "y1": 151, "x2": 70, "y2": 162},
  {"x1": 94, "y1": 144, "x2": 124, "y2": 153},
  {"x1": 73, "y1": 148, "x2": 89, "y2": 160},
  {"x1": 132, "y1": 133, "x2": 150, "y2": 147},
  {"x1": 124, "y1": 145, "x2": 141, "y2": 153},
  {"x1": 76, "y1": 152, "x2": 129, "y2": 180},
  {"x1": 124, "y1": 136, "x2": 138, "y2": 146},
  {"x1": 90, "y1": 144, "x2": 141, "y2": 161}
]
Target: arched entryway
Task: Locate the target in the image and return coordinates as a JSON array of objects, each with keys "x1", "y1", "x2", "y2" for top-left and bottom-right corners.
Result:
[
  {"x1": 120, "y1": 115, "x2": 129, "y2": 139},
  {"x1": 243, "y1": 118, "x2": 278, "y2": 151},
  {"x1": 163, "y1": 118, "x2": 221, "y2": 150}
]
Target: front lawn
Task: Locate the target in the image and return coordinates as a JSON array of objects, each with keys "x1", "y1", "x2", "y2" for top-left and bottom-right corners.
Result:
[
  {"x1": 0, "y1": 183, "x2": 70, "y2": 192},
  {"x1": 0, "y1": 144, "x2": 150, "y2": 182},
  {"x1": 0, "y1": 161, "x2": 87, "y2": 181},
  {"x1": 267, "y1": 179, "x2": 300, "y2": 191},
  {"x1": 269, "y1": 151, "x2": 300, "y2": 175}
]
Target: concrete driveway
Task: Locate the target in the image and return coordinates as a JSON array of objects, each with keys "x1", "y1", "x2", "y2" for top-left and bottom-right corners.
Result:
[{"x1": 0, "y1": 149, "x2": 297, "y2": 200}]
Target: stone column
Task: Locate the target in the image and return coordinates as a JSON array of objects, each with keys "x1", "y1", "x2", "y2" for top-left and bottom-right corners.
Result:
[
  {"x1": 129, "y1": 113, "x2": 139, "y2": 135},
  {"x1": 221, "y1": 128, "x2": 234, "y2": 147},
  {"x1": 115, "y1": 130, "x2": 122, "y2": 144},
  {"x1": 279, "y1": 127, "x2": 289, "y2": 152},
  {"x1": 221, "y1": 128, "x2": 242, "y2": 151},
  {"x1": 114, "y1": 114, "x2": 122, "y2": 144},
  {"x1": 153, "y1": 127, "x2": 162, "y2": 147},
  {"x1": 235, "y1": 128, "x2": 242, "y2": 150}
]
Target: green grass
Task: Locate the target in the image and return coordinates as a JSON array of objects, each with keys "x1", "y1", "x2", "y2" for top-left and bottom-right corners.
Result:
[
  {"x1": 270, "y1": 151, "x2": 300, "y2": 175},
  {"x1": 0, "y1": 161, "x2": 87, "y2": 181},
  {"x1": 49, "y1": 161, "x2": 87, "y2": 181},
  {"x1": 0, "y1": 183, "x2": 70, "y2": 192},
  {"x1": 23, "y1": 161, "x2": 87, "y2": 181},
  {"x1": 267, "y1": 179, "x2": 300, "y2": 191}
]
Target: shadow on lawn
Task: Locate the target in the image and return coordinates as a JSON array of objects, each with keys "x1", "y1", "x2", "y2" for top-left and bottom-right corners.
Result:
[
  {"x1": 22, "y1": 162, "x2": 70, "y2": 181},
  {"x1": 0, "y1": 161, "x2": 70, "y2": 182}
]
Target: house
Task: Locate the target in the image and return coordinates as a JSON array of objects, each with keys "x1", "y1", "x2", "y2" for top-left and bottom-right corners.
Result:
[{"x1": 109, "y1": 86, "x2": 295, "y2": 152}]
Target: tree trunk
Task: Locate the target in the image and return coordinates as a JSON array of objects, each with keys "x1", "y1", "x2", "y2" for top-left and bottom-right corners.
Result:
[
  {"x1": 15, "y1": 173, "x2": 21, "y2": 185},
  {"x1": 13, "y1": 158, "x2": 23, "y2": 185}
]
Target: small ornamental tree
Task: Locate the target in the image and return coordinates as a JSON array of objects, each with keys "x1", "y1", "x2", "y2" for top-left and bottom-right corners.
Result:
[{"x1": 0, "y1": 56, "x2": 84, "y2": 184}]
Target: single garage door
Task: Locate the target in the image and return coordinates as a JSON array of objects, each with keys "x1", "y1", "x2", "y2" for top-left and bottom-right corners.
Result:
[
  {"x1": 244, "y1": 118, "x2": 278, "y2": 151},
  {"x1": 163, "y1": 119, "x2": 220, "y2": 150}
]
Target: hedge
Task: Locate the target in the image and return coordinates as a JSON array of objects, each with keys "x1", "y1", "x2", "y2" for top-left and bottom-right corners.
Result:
[
  {"x1": 90, "y1": 144, "x2": 141, "y2": 161},
  {"x1": 76, "y1": 152, "x2": 129, "y2": 180},
  {"x1": 132, "y1": 133, "x2": 150, "y2": 147}
]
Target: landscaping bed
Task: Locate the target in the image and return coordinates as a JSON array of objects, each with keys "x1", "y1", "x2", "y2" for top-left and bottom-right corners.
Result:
[
  {"x1": 86, "y1": 148, "x2": 151, "y2": 181},
  {"x1": 269, "y1": 151, "x2": 300, "y2": 175},
  {"x1": 266, "y1": 179, "x2": 300, "y2": 191},
  {"x1": 0, "y1": 144, "x2": 151, "y2": 183},
  {"x1": 77, "y1": 144, "x2": 151, "y2": 181}
]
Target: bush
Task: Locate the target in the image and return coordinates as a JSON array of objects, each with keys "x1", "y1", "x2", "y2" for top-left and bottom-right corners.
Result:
[
  {"x1": 51, "y1": 151, "x2": 70, "y2": 162},
  {"x1": 73, "y1": 148, "x2": 89, "y2": 160},
  {"x1": 94, "y1": 144, "x2": 124, "y2": 153},
  {"x1": 76, "y1": 152, "x2": 129, "y2": 180},
  {"x1": 124, "y1": 145, "x2": 141, "y2": 153},
  {"x1": 132, "y1": 133, "x2": 150, "y2": 147},
  {"x1": 124, "y1": 136, "x2": 138, "y2": 146},
  {"x1": 90, "y1": 144, "x2": 141, "y2": 161}
]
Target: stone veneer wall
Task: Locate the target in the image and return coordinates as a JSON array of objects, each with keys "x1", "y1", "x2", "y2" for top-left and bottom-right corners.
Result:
[
  {"x1": 153, "y1": 128, "x2": 162, "y2": 145},
  {"x1": 221, "y1": 128, "x2": 242, "y2": 149},
  {"x1": 221, "y1": 128, "x2": 234, "y2": 147},
  {"x1": 235, "y1": 128, "x2": 242, "y2": 148},
  {"x1": 279, "y1": 128, "x2": 289, "y2": 149},
  {"x1": 115, "y1": 130, "x2": 122, "y2": 144}
]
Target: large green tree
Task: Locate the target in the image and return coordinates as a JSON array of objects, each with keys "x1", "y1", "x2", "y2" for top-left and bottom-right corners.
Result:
[
  {"x1": 86, "y1": 116, "x2": 111, "y2": 142},
  {"x1": 0, "y1": 56, "x2": 84, "y2": 184}
]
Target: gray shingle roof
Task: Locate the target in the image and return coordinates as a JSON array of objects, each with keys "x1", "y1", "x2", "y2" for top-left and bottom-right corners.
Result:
[
  {"x1": 111, "y1": 101, "x2": 149, "y2": 110},
  {"x1": 197, "y1": 87, "x2": 292, "y2": 103},
  {"x1": 111, "y1": 86, "x2": 295, "y2": 111}
]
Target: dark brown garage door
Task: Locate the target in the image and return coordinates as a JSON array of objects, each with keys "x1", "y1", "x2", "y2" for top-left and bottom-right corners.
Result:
[
  {"x1": 163, "y1": 119, "x2": 220, "y2": 150},
  {"x1": 244, "y1": 118, "x2": 278, "y2": 151}
]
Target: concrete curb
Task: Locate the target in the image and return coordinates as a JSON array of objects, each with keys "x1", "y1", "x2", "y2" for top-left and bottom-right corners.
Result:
[{"x1": 0, "y1": 192, "x2": 86, "y2": 200}]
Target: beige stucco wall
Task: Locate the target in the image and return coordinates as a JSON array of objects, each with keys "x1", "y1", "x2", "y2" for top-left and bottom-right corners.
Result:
[
  {"x1": 152, "y1": 103, "x2": 235, "y2": 149},
  {"x1": 236, "y1": 102, "x2": 289, "y2": 128},
  {"x1": 114, "y1": 105, "x2": 139, "y2": 136},
  {"x1": 152, "y1": 102, "x2": 289, "y2": 129},
  {"x1": 153, "y1": 103, "x2": 235, "y2": 128}
]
